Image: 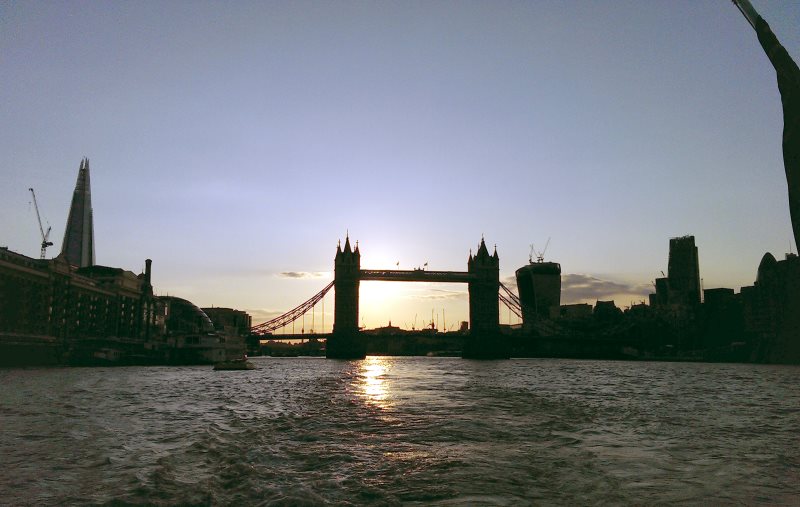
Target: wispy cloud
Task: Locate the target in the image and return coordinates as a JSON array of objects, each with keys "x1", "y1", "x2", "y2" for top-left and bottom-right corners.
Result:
[
  {"x1": 561, "y1": 274, "x2": 650, "y2": 303},
  {"x1": 279, "y1": 271, "x2": 329, "y2": 279},
  {"x1": 501, "y1": 275, "x2": 517, "y2": 290},
  {"x1": 383, "y1": 273, "x2": 646, "y2": 305},
  {"x1": 245, "y1": 308, "x2": 285, "y2": 323},
  {"x1": 412, "y1": 288, "x2": 468, "y2": 301}
]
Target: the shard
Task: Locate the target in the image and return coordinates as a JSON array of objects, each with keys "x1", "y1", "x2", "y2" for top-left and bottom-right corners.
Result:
[{"x1": 61, "y1": 158, "x2": 95, "y2": 267}]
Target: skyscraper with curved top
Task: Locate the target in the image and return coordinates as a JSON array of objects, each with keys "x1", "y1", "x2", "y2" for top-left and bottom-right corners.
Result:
[{"x1": 60, "y1": 158, "x2": 95, "y2": 267}]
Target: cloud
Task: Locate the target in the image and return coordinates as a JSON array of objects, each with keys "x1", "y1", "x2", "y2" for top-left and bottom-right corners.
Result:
[
  {"x1": 279, "y1": 271, "x2": 329, "y2": 279},
  {"x1": 561, "y1": 273, "x2": 650, "y2": 303},
  {"x1": 245, "y1": 308, "x2": 286, "y2": 322},
  {"x1": 412, "y1": 288, "x2": 468, "y2": 301},
  {"x1": 501, "y1": 275, "x2": 517, "y2": 290}
]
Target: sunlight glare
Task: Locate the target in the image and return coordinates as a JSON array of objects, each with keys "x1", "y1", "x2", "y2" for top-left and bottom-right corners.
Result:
[{"x1": 359, "y1": 356, "x2": 391, "y2": 408}]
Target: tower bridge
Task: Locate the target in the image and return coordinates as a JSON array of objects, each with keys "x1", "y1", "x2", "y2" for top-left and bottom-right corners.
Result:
[{"x1": 252, "y1": 235, "x2": 518, "y2": 360}]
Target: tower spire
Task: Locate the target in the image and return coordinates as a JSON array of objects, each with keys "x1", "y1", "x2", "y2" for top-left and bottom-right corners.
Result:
[{"x1": 61, "y1": 157, "x2": 95, "y2": 267}]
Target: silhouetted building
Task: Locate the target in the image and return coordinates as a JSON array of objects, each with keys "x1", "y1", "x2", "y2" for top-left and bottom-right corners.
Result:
[
  {"x1": 701, "y1": 287, "x2": 745, "y2": 350},
  {"x1": 0, "y1": 246, "x2": 157, "y2": 365},
  {"x1": 594, "y1": 300, "x2": 622, "y2": 322},
  {"x1": 668, "y1": 235, "x2": 700, "y2": 306},
  {"x1": 516, "y1": 259, "x2": 561, "y2": 330},
  {"x1": 739, "y1": 284, "x2": 758, "y2": 334},
  {"x1": 0, "y1": 157, "x2": 229, "y2": 366},
  {"x1": 559, "y1": 303, "x2": 592, "y2": 320},
  {"x1": 652, "y1": 277, "x2": 670, "y2": 306},
  {"x1": 61, "y1": 158, "x2": 95, "y2": 267},
  {"x1": 202, "y1": 307, "x2": 252, "y2": 359},
  {"x1": 202, "y1": 307, "x2": 252, "y2": 336},
  {"x1": 0, "y1": 248, "x2": 155, "y2": 340},
  {"x1": 157, "y1": 297, "x2": 225, "y2": 363},
  {"x1": 362, "y1": 321, "x2": 405, "y2": 336},
  {"x1": 703, "y1": 287, "x2": 735, "y2": 308},
  {"x1": 748, "y1": 252, "x2": 800, "y2": 363}
]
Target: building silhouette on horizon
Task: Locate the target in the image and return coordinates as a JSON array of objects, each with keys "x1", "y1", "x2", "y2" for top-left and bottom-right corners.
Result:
[
  {"x1": 668, "y1": 235, "x2": 701, "y2": 306},
  {"x1": 61, "y1": 157, "x2": 95, "y2": 267},
  {"x1": 650, "y1": 235, "x2": 700, "y2": 308},
  {"x1": 515, "y1": 258, "x2": 561, "y2": 330},
  {"x1": 0, "y1": 158, "x2": 249, "y2": 366}
]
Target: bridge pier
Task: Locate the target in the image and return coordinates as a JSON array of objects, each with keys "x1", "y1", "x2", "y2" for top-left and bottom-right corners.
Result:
[{"x1": 327, "y1": 235, "x2": 366, "y2": 359}]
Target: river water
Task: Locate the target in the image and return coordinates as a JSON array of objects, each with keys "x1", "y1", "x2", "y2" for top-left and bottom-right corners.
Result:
[{"x1": 1, "y1": 357, "x2": 798, "y2": 505}]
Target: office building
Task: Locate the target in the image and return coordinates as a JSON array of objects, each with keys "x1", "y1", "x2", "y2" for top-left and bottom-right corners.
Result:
[{"x1": 668, "y1": 235, "x2": 700, "y2": 306}]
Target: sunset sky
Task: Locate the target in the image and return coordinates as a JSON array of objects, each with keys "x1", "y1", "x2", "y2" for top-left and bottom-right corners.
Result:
[{"x1": 3, "y1": 1, "x2": 799, "y2": 330}]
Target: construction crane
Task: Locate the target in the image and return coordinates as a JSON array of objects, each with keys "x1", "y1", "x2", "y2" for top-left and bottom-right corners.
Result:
[
  {"x1": 530, "y1": 237, "x2": 551, "y2": 263},
  {"x1": 28, "y1": 188, "x2": 53, "y2": 259}
]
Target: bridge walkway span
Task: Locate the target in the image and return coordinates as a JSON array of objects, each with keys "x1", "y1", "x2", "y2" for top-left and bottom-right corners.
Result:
[{"x1": 360, "y1": 269, "x2": 475, "y2": 283}]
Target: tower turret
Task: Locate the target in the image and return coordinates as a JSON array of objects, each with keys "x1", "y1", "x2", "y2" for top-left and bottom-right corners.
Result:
[{"x1": 334, "y1": 233, "x2": 361, "y2": 276}]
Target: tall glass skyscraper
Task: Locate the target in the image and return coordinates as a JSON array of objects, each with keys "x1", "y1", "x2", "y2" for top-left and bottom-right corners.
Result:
[{"x1": 60, "y1": 158, "x2": 95, "y2": 267}]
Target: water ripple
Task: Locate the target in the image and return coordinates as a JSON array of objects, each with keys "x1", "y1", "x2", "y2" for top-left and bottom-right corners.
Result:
[{"x1": 1, "y1": 358, "x2": 798, "y2": 504}]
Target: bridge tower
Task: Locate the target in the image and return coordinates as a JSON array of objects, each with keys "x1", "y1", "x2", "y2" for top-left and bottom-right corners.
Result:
[
  {"x1": 328, "y1": 235, "x2": 366, "y2": 359},
  {"x1": 464, "y1": 238, "x2": 508, "y2": 359}
]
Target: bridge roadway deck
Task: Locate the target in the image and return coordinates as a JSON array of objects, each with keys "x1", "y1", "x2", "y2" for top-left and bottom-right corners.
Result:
[
  {"x1": 359, "y1": 269, "x2": 475, "y2": 283},
  {"x1": 262, "y1": 333, "x2": 330, "y2": 341}
]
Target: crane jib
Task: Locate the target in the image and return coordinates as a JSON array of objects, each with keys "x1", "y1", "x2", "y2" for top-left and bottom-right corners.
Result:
[{"x1": 28, "y1": 187, "x2": 53, "y2": 259}]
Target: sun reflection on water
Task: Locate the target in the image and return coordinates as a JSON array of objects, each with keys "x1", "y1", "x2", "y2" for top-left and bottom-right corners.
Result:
[{"x1": 359, "y1": 356, "x2": 391, "y2": 408}]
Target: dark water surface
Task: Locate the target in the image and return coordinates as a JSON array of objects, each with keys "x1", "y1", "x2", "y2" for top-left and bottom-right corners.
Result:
[{"x1": 1, "y1": 358, "x2": 798, "y2": 505}]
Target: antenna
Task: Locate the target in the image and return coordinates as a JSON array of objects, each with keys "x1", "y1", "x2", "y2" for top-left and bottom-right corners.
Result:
[{"x1": 28, "y1": 188, "x2": 53, "y2": 259}]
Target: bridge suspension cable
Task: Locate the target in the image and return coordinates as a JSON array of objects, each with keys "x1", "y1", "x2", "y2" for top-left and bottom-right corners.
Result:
[
  {"x1": 498, "y1": 282, "x2": 522, "y2": 319},
  {"x1": 251, "y1": 281, "x2": 334, "y2": 335}
]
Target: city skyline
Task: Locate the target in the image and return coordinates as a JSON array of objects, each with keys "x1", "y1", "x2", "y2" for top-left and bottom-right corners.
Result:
[{"x1": 3, "y1": 1, "x2": 800, "y2": 329}]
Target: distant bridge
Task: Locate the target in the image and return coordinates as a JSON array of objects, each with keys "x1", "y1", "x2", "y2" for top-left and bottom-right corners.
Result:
[{"x1": 250, "y1": 238, "x2": 522, "y2": 345}]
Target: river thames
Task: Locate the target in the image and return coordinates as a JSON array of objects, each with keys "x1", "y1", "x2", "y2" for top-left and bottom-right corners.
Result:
[{"x1": 1, "y1": 357, "x2": 798, "y2": 505}]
